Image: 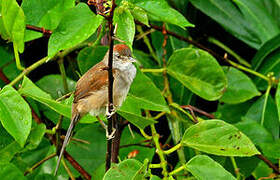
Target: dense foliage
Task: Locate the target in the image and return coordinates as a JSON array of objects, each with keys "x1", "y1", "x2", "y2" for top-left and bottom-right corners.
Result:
[{"x1": 0, "y1": 0, "x2": 279, "y2": 179}]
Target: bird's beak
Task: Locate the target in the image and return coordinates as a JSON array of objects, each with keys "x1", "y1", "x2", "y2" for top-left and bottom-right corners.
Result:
[{"x1": 128, "y1": 57, "x2": 137, "y2": 63}]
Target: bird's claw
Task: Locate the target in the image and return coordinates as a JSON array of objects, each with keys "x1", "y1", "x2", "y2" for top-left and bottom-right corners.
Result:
[
  {"x1": 106, "y1": 104, "x2": 116, "y2": 118},
  {"x1": 106, "y1": 128, "x2": 116, "y2": 140}
]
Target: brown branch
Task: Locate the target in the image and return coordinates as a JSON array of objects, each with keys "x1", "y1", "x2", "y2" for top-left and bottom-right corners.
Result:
[
  {"x1": 135, "y1": 21, "x2": 231, "y2": 64},
  {"x1": 181, "y1": 105, "x2": 215, "y2": 119},
  {"x1": 105, "y1": 0, "x2": 117, "y2": 171},
  {"x1": 0, "y1": 68, "x2": 91, "y2": 179},
  {"x1": 26, "y1": 24, "x2": 52, "y2": 37},
  {"x1": 257, "y1": 154, "x2": 280, "y2": 175}
]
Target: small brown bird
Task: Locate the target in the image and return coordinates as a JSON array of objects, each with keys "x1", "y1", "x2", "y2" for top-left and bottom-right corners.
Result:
[{"x1": 55, "y1": 44, "x2": 136, "y2": 174}]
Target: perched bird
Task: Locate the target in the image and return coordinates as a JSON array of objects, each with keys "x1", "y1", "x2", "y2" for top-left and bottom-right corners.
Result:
[{"x1": 55, "y1": 44, "x2": 137, "y2": 174}]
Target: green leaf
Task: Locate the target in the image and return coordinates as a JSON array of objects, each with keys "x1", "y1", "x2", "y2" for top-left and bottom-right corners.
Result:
[
  {"x1": 190, "y1": 0, "x2": 280, "y2": 49},
  {"x1": 0, "y1": 163, "x2": 27, "y2": 180},
  {"x1": 0, "y1": 0, "x2": 9, "y2": 40},
  {"x1": 251, "y1": 34, "x2": 280, "y2": 70},
  {"x1": 118, "y1": 97, "x2": 156, "y2": 129},
  {"x1": 259, "y1": 140, "x2": 280, "y2": 159},
  {"x1": 77, "y1": 46, "x2": 108, "y2": 74},
  {"x1": 252, "y1": 161, "x2": 273, "y2": 180},
  {"x1": 128, "y1": 69, "x2": 169, "y2": 112},
  {"x1": 65, "y1": 124, "x2": 106, "y2": 175},
  {"x1": 103, "y1": 159, "x2": 143, "y2": 180},
  {"x1": 1, "y1": 0, "x2": 25, "y2": 52},
  {"x1": 36, "y1": 74, "x2": 76, "y2": 99},
  {"x1": 0, "y1": 141, "x2": 21, "y2": 165},
  {"x1": 134, "y1": 0, "x2": 194, "y2": 29},
  {"x1": 215, "y1": 101, "x2": 252, "y2": 124},
  {"x1": 0, "y1": 85, "x2": 32, "y2": 147},
  {"x1": 25, "y1": 123, "x2": 46, "y2": 150},
  {"x1": 235, "y1": 121, "x2": 274, "y2": 146},
  {"x1": 48, "y1": 3, "x2": 103, "y2": 57},
  {"x1": 181, "y1": 120, "x2": 260, "y2": 156},
  {"x1": 119, "y1": 127, "x2": 155, "y2": 162},
  {"x1": 167, "y1": 48, "x2": 227, "y2": 101},
  {"x1": 244, "y1": 95, "x2": 279, "y2": 139},
  {"x1": 253, "y1": 48, "x2": 280, "y2": 90},
  {"x1": 113, "y1": 6, "x2": 135, "y2": 48},
  {"x1": 276, "y1": 82, "x2": 280, "y2": 122},
  {"x1": 130, "y1": 6, "x2": 149, "y2": 27},
  {"x1": 18, "y1": 76, "x2": 71, "y2": 118},
  {"x1": 22, "y1": 0, "x2": 75, "y2": 41},
  {"x1": 186, "y1": 155, "x2": 236, "y2": 180},
  {"x1": 220, "y1": 67, "x2": 260, "y2": 104}
]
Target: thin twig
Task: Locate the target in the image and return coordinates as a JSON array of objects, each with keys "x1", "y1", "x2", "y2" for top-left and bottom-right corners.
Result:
[
  {"x1": 181, "y1": 105, "x2": 215, "y2": 119},
  {"x1": 26, "y1": 24, "x2": 52, "y2": 36},
  {"x1": 136, "y1": 21, "x2": 271, "y2": 83},
  {"x1": 24, "y1": 153, "x2": 56, "y2": 176}
]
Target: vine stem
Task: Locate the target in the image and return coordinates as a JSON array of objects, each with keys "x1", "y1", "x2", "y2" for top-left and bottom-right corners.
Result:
[
  {"x1": 208, "y1": 37, "x2": 251, "y2": 68},
  {"x1": 230, "y1": 157, "x2": 240, "y2": 180},
  {"x1": 9, "y1": 42, "x2": 89, "y2": 87},
  {"x1": 261, "y1": 84, "x2": 272, "y2": 126},
  {"x1": 58, "y1": 58, "x2": 69, "y2": 93},
  {"x1": 150, "y1": 124, "x2": 169, "y2": 179},
  {"x1": 160, "y1": 24, "x2": 186, "y2": 166},
  {"x1": 13, "y1": 43, "x2": 25, "y2": 70}
]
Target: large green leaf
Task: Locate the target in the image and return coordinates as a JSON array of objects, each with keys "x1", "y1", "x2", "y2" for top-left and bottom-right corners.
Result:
[
  {"x1": 66, "y1": 124, "x2": 106, "y2": 175},
  {"x1": 251, "y1": 34, "x2": 280, "y2": 70},
  {"x1": 220, "y1": 67, "x2": 260, "y2": 104},
  {"x1": 118, "y1": 97, "x2": 156, "y2": 129},
  {"x1": 77, "y1": 46, "x2": 108, "y2": 74},
  {"x1": 181, "y1": 120, "x2": 260, "y2": 156},
  {"x1": 244, "y1": 95, "x2": 279, "y2": 139},
  {"x1": 128, "y1": 69, "x2": 169, "y2": 112},
  {"x1": 190, "y1": 0, "x2": 280, "y2": 49},
  {"x1": 215, "y1": 101, "x2": 252, "y2": 124},
  {"x1": 133, "y1": 0, "x2": 194, "y2": 29},
  {"x1": 114, "y1": 6, "x2": 135, "y2": 48},
  {"x1": 48, "y1": 3, "x2": 103, "y2": 57},
  {"x1": 22, "y1": 0, "x2": 75, "y2": 41},
  {"x1": 0, "y1": 0, "x2": 9, "y2": 40},
  {"x1": 103, "y1": 159, "x2": 143, "y2": 180},
  {"x1": 18, "y1": 76, "x2": 71, "y2": 118},
  {"x1": 130, "y1": 6, "x2": 149, "y2": 27},
  {"x1": 0, "y1": 163, "x2": 26, "y2": 180},
  {"x1": 186, "y1": 155, "x2": 236, "y2": 180},
  {"x1": 235, "y1": 121, "x2": 274, "y2": 146},
  {"x1": 253, "y1": 49, "x2": 280, "y2": 90},
  {"x1": 259, "y1": 140, "x2": 280, "y2": 159},
  {"x1": 36, "y1": 74, "x2": 76, "y2": 99},
  {"x1": 167, "y1": 48, "x2": 227, "y2": 101},
  {"x1": 1, "y1": 0, "x2": 25, "y2": 52},
  {"x1": 0, "y1": 85, "x2": 32, "y2": 147}
]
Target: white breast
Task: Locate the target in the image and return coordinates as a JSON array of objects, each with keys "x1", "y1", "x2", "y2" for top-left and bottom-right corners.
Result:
[{"x1": 113, "y1": 63, "x2": 136, "y2": 107}]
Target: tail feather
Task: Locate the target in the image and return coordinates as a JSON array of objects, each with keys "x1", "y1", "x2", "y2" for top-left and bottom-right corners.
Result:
[{"x1": 54, "y1": 114, "x2": 80, "y2": 175}]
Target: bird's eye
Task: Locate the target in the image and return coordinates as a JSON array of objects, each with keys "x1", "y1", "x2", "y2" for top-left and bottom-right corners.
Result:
[{"x1": 116, "y1": 54, "x2": 121, "y2": 58}]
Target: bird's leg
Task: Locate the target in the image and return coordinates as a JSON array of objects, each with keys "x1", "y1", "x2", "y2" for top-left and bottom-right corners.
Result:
[
  {"x1": 105, "y1": 103, "x2": 117, "y2": 118},
  {"x1": 96, "y1": 116, "x2": 107, "y2": 130}
]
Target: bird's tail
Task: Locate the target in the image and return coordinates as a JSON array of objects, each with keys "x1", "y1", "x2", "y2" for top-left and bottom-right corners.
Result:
[{"x1": 54, "y1": 114, "x2": 80, "y2": 175}]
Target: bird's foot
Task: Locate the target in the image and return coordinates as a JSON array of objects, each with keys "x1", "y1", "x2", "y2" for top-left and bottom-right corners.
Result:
[
  {"x1": 106, "y1": 128, "x2": 116, "y2": 140},
  {"x1": 106, "y1": 104, "x2": 116, "y2": 118}
]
